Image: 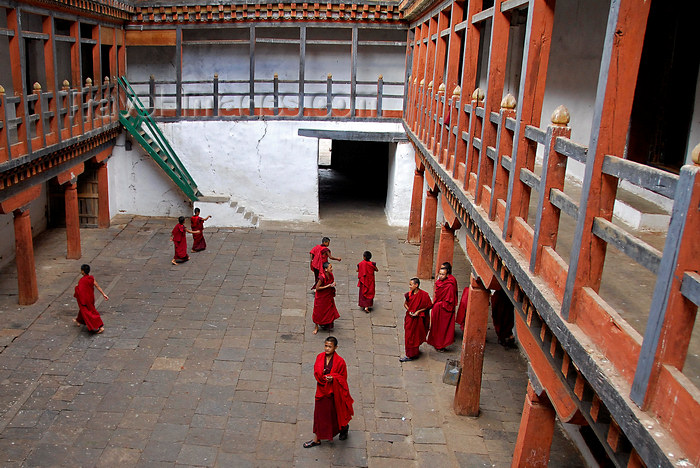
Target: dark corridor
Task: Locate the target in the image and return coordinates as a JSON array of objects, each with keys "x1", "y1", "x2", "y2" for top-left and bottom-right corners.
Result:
[{"x1": 318, "y1": 140, "x2": 389, "y2": 219}]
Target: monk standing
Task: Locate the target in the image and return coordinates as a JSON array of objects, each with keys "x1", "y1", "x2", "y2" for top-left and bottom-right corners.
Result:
[
  {"x1": 73, "y1": 264, "x2": 108, "y2": 334},
  {"x1": 171, "y1": 216, "x2": 199, "y2": 265},
  {"x1": 312, "y1": 262, "x2": 340, "y2": 335},
  {"x1": 456, "y1": 285, "x2": 469, "y2": 332},
  {"x1": 356, "y1": 250, "x2": 378, "y2": 312},
  {"x1": 491, "y1": 289, "x2": 517, "y2": 348},
  {"x1": 427, "y1": 263, "x2": 458, "y2": 351},
  {"x1": 190, "y1": 208, "x2": 211, "y2": 252},
  {"x1": 304, "y1": 336, "x2": 354, "y2": 448},
  {"x1": 310, "y1": 237, "x2": 341, "y2": 290},
  {"x1": 399, "y1": 278, "x2": 432, "y2": 362}
]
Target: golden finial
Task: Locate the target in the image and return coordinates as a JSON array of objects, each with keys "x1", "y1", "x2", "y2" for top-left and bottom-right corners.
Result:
[
  {"x1": 0, "y1": 85, "x2": 4, "y2": 94},
  {"x1": 274, "y1": 73, "x2": 278, "y2": 79},
  {"x1": 104, "y1": 76, "x2": 110, "y2": 83},
  {"x1": 452, "y1": 86, "x2": 461, "y2": 97},
  {"x1": 378, "y1": 74, "x2": 383, "y2": 80},
  {"x1": 62, "y1": 80, "x2": 70, "y2": 89},
  {"x1": 550, "y1": 105, "x2": 570, "y2": 126},
  {"x1": 150, "y1": 75, "x2": 155, "y2": 80},
  {"x1": 471, "y1": 88, "x2": 484, "y2": 101},
  {"x1": 85, "y1": 77, "x2": 93, "y2": 86},
  {"x1": 437, "y1": 83, "x2": 445, "y2": 93},
  {"x1": 327, "y1": 73, "x2": 332, "y2": 79},
  {"x1": 419, "y1": 79, "x2": 424, "y2": 86},
  {"x1": 501, "y1": 93, "x2": 516, "y2": 109},
  {"x1": 33, "y1": 82, "x2": 42, "y2": 91},
  {"x1": 427, "y1": 81, "x2": 433, "y2": 90},
  {"x1": 692, "y1": 143, "x2": 700, "y2": 166},
  {"x1": 214, "y1": 73, "x2": 218, "y2": 79}
]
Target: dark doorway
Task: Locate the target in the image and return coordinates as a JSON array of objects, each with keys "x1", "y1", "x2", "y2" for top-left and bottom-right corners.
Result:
[
  {"x1": 318, "y1": 140, "x2": 389, "y2": 218},
  {"x1": 627, "y1": 1, "x2": 700, "y2": 172}
]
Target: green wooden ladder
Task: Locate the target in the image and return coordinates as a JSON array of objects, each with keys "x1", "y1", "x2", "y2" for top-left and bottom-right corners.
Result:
[{"x1": 117, "y1": 76, "x2": 201, "y2": 201}]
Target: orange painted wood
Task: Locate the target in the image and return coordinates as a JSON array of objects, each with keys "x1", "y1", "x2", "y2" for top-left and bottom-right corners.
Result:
[
  {"x1": 70, "y1": 21, "x2": 81, "y2": 88},
  {"x1": 576, "y1": 288, "x2": 641, "y2": 384},
  {"x1": 648, "y1": 365, "x2": 700, "y2": 465},
  {"x1": 511, "y1": 381, "x2": 556, "y2": 467},
  {"x1": 464, "y1": 230, "x2": 496, "y2": 288},
  {"x1": 417, "y1": 189, "x2": 438, "y2": 279},
  {"x1": 0, "y1": 186, "x2": 42, "y2": 214},
  {"x1": 467, "y1": 172, "x2": 477, "y2": 197},
  {"x1": 57, "y1": 162, "x2": 85, "y2": 185},
  {"x1": 7, "y1": 9, "x2": 27, "y2": 148},
  {"x1": 97, "y1": 163, "x2": 110, "y2": 228},
  {"x1": 101, "y1": 27, "x2": 115, "y2": 45},
  {"x1": 434, "y1": 223, "x2": 455, "y2": 279},
  {"x1": 491, "y1": 107, "x2": 515, "y2": 220},
  {"x1": 478, "y1": 185, "x2": 491, "y2": 213},
  {"x1": 125, "y1": 29, "x2": 177, "y2": 46},
  {"x1": 13, "y1": 209, "x2": 38, "y2": 305},
  {"x1": 424, "y1": 170, "x2": 437, "y2": 191},
  {"x1": 539, "y1": 246, "x2": 567, "y2": 304},
  {"x1": 64, "y1": 182, "x2": 81, "y2": 260},
  {"x1": 511, "y1": 217, "x2": 534, "y2": 260},
  {"x1": 407, "y1": 169, "x2": 424, "y2": 243},
  {"x1": 440, "y1": 193, "x2": 461, "y2": 230},
  {"x1": 454, "y1": 275, "x2": 490, "y2": 416},
  {"x1": 496, "y1": 199, "x2": 506, "y2": 230}
]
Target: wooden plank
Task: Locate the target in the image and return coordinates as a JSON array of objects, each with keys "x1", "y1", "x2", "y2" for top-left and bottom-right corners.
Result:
[
  {"x1": 601, "y1": 155, "x2": 678, "y2": 199},
  {"x1": 125, "y1": 29, "x2": 176, "y2": 46},
  {"x1": 350, "y1": 25, "x2": 357, "y2": 117},
  {"x1": 550, "y1": 188, "x2": 579, "y2": 220},
  {"x1": 591, "y1": 217, "x2": 661, "y2": 274},
  {"x1": 472, "y1": 6, "x2": 494, "y2": 24},
  {"x1": 680, "y1": 272, "x2": 700, "y2": 306},
  {"x1": 100, "y1": 26, "x2": 114, "y2": 45},
  {"x1": 501, "y1": 0, "x2": 529, "y2": 12},
  {"x1": 297, "y1": 129, "x2": 408, "y2": 142},
  {"x1": 519, "y1": 167, "x2": 540, "y2": 190},
  {"x1": 553, "y1": 137, "x2": 587, "y2": 163}
]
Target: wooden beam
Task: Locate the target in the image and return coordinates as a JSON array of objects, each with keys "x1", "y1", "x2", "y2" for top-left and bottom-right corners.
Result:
[{"x1": 125, "y1": 29, "x2": 176, "y2": 46}]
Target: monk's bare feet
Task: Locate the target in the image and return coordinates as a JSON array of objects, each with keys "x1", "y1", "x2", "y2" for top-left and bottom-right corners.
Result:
[
  {"x1": 96, "y1": 327, "x2": 104, "y2": 334},
  {"x1": 313, "y1": 325, "x2": 318, "y2": 335},
  {"x1": 363, "y1": 307, "x2": 370, "y2": 313},
  {"x1": 72, "y1": 318, "x2": 81, "y2": 327},
  {"x1": 171, "y1": 259, "x2": 177, "y2": 265}
]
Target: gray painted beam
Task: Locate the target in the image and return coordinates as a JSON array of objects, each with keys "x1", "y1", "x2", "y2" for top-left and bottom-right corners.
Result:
[
  {"x1": 297, "y1": 128, "x2": 408, "y2": 142},
  {"x1": 601, "y1": 155, "x2": 679, "y2": 199},
  {"x1": 554, "y1": 137, "x2": 587, "y2": 164},
  {"x1": 681, "y1": 272, "x2": 700, "y2": 306},
  {"x1": 350, "y1": 25, "x2": 358, "y2": 117},
  {"x1": 591, "y1": 217, "x2": 662, "y2": 274},
  {"x1": 550, "y1": 188, "x2": 579, "y2": 220},
  {"x1": 298, "y1": 26, "x2": 306, "y2": 118},
  {"x1": 176, "y1": 27, "x2": 182, "y2": 118}
]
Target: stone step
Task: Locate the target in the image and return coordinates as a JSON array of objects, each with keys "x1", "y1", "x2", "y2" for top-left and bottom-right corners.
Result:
[{"x1": 195, "y1": 195, "x2": 259, "y2": 228}]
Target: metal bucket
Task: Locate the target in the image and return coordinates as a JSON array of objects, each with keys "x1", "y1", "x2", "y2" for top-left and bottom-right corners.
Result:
[{"x1": 442, "y1": 359, "x2": 462, "y2": 386}]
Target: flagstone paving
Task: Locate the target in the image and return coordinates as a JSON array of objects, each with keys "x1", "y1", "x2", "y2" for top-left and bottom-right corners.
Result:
[{"x1": 0, "y1": 212, "x2": 585, "y2": 467}]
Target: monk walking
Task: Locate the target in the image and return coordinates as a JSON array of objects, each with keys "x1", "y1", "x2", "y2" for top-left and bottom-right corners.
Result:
[
  {"x1": 171, "y1": 216, "x2": 199, "y2": 265},
  {"x1": 356, "y1": 250, "x2": 378, "y2": 312},
  {"x1": 312, "y1": 262, "x2": 340, "y2": 334},
  {"x1": 310, "y1": 237, "x2": 341, "y2": 290},
  {"x1": 399, "y1": 278, "x2": 432, "y2": 362},
  {"x1": 427, "y1": 263, "x2": 458, "y2": 351},
  {"x1": 190, "y1": 207, "x2": 211, "y2": 252},
  {"x1": 73, "y1": 264, "x2": 108, "y2": 334},
  {"x1": 304, "y1": 336, "x2": 354, "y2": 448}
]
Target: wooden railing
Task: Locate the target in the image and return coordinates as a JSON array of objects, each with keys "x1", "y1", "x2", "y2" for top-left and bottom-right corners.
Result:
[
  {"x1": 406, "y1": 76, "x2": 700, "y2": 464},
  {"x1": 126, "y1": 74, "x2": 405, "y2": 120},
  {"x1": 0, "y1": 78, "x2": 121, "y2": 167}
]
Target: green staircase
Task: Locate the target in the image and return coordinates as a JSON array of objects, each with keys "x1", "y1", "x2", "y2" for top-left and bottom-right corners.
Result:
[{"x1": 117, "y1": 76, "x2": 201, "y2": 201}]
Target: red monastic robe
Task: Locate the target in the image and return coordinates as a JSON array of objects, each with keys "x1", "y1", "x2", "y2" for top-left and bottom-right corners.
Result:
[
  {"x1": 456, "y1": 286, "x2": 470, "y2": 331},
  {"x1": 313, "y1": 351, "x2": 354, "y2": 439},
  {"x1": 309, "y1": 244, "x2": 330, "y2": 286},
  {"x1": 403, "y1": 289, "x2": 432, "y2": 358},
  {"x1": 312, "y1": 271, "x2": 340, "y2": 326},
  {"x1": 172, "y1": 223, "x2": 189, "y2": 261},
  {"x1": 357, "y1": 260, "x2": 378, "y2": 308},
  {"x1": 427, "y1": 274, "x2": 458, "y2": 349},
  {"x1": 491, "y1": 289, "x2": 515, "y2": 343},
  {"x1": 74, "y1": 275, "x2": 104, "y2": 331},
  {"x1": 190, "y1": 215, "x2": 206, "y2": 252}
]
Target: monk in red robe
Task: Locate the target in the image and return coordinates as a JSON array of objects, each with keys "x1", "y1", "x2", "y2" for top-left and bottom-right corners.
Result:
[
  {"x1": 304, "y1": 336, "x2": 354, "y2": 448},
  {"x1": 309, "y1": 237, "x2": 341, "y2": 290},
  {"x1": 190, "y1": 207, "x2": 211, "y2": 252},
  {"x1": 171, "y1": 216, "x2": 199, "y2": 265},
  {"x1": 73, "y1": 264, "x2": 108, "y2": 334},
  {"x1": 399, "y1": 277, "x2": 432, "y2": 362},
  {"x1": 312, "y1": 262, "x2": 340, "y2": 335},
  {"x1": 356, "y1": 250, "x2": 378, "y2": 312},
  {"x1": 427, "y1": 263, "x2": 458, "y2": 351},
  {"x1": 491, "y1": 289, "x2": 517, "y2": 348},
  {"x1": 456, "y1": 286, "x2": 469, "y2": 331}
]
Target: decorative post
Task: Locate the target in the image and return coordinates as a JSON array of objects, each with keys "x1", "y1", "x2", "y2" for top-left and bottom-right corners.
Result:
[
  {"x1": 465, "y1": 87, "x2": 484, "y2": 194},
  {"x1": 213, "y1": 74, "x2": 219, "y2": 117},
  {"x1": 407, "y1": 168, "x2": 425, "y2": 243},
  {"x1": 489, "y1": 93, "x2": 517, "y2": 222},
  {"x1": 326, "y1": 73, "x2": 332, "y2": 117},
  {"x1": 416, "y1": 188, "x2": 439, "y2": 279},
  {"x1": 273, "y1": 73, "x2": 280, "y2": 116},
  {"x1": 149, "y1": 74, "x2": 156, "y2": 116},
  {"x1": 376, "y1": 74, "x2": 383, "y2": 118},
  {"x1": 32, "y1": 82, "x2": 45, "y2": 149},
  {"x1": 511, "y1": 381, "x2": 556, "y2": 466},
  {"x1": 64, "y1": 181, "x2": 81, "y2": 259},
  {"x1": 446, "y1": 86, "x2": 461, "y2": 172},
  {"x1": 61, "y1": 80, "x2": 73, "y2": 139},
  {"x1": 0, "y1": 85, "x2": 7, "y2": 163},
  {"x1": 433, "y1": 82, "x2": 445, "y2": 155}
]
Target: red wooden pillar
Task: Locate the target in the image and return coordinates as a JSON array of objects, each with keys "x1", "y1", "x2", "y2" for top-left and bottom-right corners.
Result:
[
  {"x1": 64, "y1": 182, "x2": 81, "y2": 259},
  {"x1": 97, "y1": 162, "x2": 110, "y2": 228},
  {"x1": 416, "y1": 188, "x2": 438, "y2": 279},
  {"x1": 407, "y1": 168, "x2": 424, "y2": 243},
  {"x1": 0, "y1": 186, "x2": 42, "y2": 305},
  {"x1": 434, "y1": 222, "x2": 458, "y2": 279},
  {"x1": 511, "y1": 381, "x2": 556, "y2": 467},
  {"x1": 454, "y1": 275, "x2": 490, "y2": 416}
]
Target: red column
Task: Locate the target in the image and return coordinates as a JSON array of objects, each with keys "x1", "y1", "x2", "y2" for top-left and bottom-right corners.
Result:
[
  {"x1": 416, "y1": 189, "x2": 438, "y2": 278},
  {"x1": 454, "y1": 275, "x2": 490, "y2": 416},
  {"x1": 64, "y1": 182, "x2": 81, "y2": 259},
  {"x1": 511, "y1": 381, "x2": 556, "y2": 467},
  {"x1": 407, "y1": 169, "x2": 424, "y2": 243},
  {"x1": 434, "y1": 222, "x2": 455, "y2": 278},
  {"x1": 13, "y1": 209, "x2": 38, "y2": 305},
  {"x1": 97, "y1": 163, "x2": 110, "y2": 228}
]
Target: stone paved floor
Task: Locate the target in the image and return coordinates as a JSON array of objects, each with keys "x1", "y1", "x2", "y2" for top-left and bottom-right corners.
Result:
[{"x1": 0, "y1": 210, "x2": 585, "y2": 467}]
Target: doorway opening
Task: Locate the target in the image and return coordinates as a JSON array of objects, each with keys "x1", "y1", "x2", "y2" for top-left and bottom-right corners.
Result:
[{"x1": 47, "y1": 163, "x2": 99, "y2": 229}]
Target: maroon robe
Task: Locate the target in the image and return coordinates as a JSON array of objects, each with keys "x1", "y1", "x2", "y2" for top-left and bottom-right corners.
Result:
[
  {"x1": 456, "y1": 286, "x2": 470, "y2": 331},
  {"x1": 427, "y1": 274, "x2": 458, "y2": 349},
  {"x1": 491, "y1": 289, "x2": 515, "y2": 344},
  {"x1": 190, "y1": 215, "x2": 206, "y2": 252},
  {"x1": 172, "y1": 223, "x2": 189, "y2": 262},
  {"x1": 312, "y1": 271, "x2": 340, "y2": 326},
  {"x1": 74, "y1": 275, "x2": 104, "y2": 331},
  {"x1": 310, "y1": 244, "x2": 330, "y2": 287},
  {"x1": 403, "y1": 289, "x2": 432, "y2": 358},
  {"x1": 357, "y1": 260, "x2": 378, "y2": 308},
  {"x1": 313, "y1": 352, "x2": 354, "y2": 440}
]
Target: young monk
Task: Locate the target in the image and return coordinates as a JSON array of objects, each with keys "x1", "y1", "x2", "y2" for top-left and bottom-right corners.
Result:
[
  {"x1": 491, "y1": 289, "x2": 517, "y2": 348},
  {"x1": 427, "y1": 263, "x2": 458, "y2": 351},
  {"x1": 304, "y1": 336, "x2": 354, "y2": 448},
  {"x1": 73, "y1": 264, "x2": 108, "y2": 334},
  {"x1": 190, "y1": 207, "x2": 211, "y2": 252},
  {"x1": 171, "y1": 216, "x2": 199, "y2": 265},
  {"x1": 312, "y1": 262, "x2": 340, "y2": 335},
  {"x1": 399, "y1": 277, "x2": 433, "y2": 362},
  {"x1": 309, "y1": 237, "x2": 341, "y2": 290},
  {"x1": 356, "y1": 250, "x2": 378, "y2": 312}
]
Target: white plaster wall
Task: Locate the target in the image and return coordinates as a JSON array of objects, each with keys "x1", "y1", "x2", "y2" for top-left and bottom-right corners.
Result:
[
  {"x1": 0, "y1": 184, "x2": 48, "y2": 271},
  {"x1": 385, "y1": 141, "x2": 415, "y2": 226},
  {"x1": 108, "y1": 132, "x2": 193, "y2": 218}
]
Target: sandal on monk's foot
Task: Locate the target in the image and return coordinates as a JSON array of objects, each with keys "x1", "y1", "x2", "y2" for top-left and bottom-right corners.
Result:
[
  {"x1": 399, "y1": 356, "x2": 413, "y2": 362},
  {"x1": 303, "y1": 440, "x2": 321, "y2": 448},
  {"x1": 96, "y1": 327, "x2": 104, "y2": 334},
  {"x1": 339, "y1": 426, "x2": 349, "y2": 440},
  {"x1": 171, "y1": 259, "x2": 177, "y2": 265},
  {"x1": 72, "y1": 318, "x2": 81, "y2": 327},
  {"x1": 363, "y1": 307, "x2": 370, "y2": 313}
]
